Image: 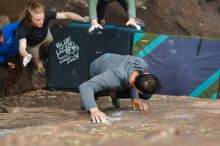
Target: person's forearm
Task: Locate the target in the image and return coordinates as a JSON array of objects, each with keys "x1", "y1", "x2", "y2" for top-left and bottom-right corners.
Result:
[
  {"x1": 19, "y1": 39, "x2": 28, "y2": 58},
  {"x1": 129, "y1": 87, "x2": 139, "y2": 99},
  {"x1": 19, "y1": 47, "x2": 28, "y2": 58},
  {"x1": 126, "y1": 0, "x2": 136, "y2": 18},
  {"x1": 79, "y1": 82, "x2": 98, "y2": 111},
  {"x1": 64, "y1": 12, "x2": 84, "y2": 22},
  {"x1": 88, "y1": 0, "x2": 99, "y2": 21}
]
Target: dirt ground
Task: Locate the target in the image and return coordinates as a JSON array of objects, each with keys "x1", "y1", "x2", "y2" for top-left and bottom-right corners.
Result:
[{"x1": 0, "y1": 90, "x2": 220, "y2": 146}]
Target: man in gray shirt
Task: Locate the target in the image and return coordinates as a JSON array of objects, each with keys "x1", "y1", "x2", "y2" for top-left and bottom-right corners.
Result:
[{"x1": 79, "y1": 53, "x2": 160, "y2": 123}]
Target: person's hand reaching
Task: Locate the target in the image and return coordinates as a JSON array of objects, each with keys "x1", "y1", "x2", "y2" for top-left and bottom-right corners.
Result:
[
  {"x1": 89, "y1": 19, "x2": 103, "y2": 32},
  {"x1": 89, "y1": 23, "x2": 103, "y2": 32},
  {"x1": 89, "y1": 107, "x2": 109, "y2": 123},
  {"x1": 126, "y1": 18, "x2": 141, "y2": 30},
  {"x1": 7, "y1": 62, "x2": 16, "y2": 69},
  {"x1": 131, "y1": 99, "x2": 148, "y2": 111},
  {"x1": 23, "y1": 53, "x2": 32, "y2": 67}
]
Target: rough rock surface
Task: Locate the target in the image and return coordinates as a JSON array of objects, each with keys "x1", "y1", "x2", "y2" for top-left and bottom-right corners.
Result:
[
  {"x1": 1, "y1": 0, "x2": 220, "y2": 37},
  {"x1": 0, "y1": 91, "x2": 220, "y2": 146}
]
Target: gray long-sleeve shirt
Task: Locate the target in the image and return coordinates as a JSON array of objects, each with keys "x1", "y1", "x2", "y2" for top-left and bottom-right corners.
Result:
[{"x1": 79, "y1": 53, "x2": 148, "y2": 110}]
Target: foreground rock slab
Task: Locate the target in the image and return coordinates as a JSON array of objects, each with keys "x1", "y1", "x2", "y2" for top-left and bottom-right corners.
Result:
[{"x1": 0, "y1": 90, "x2": 220, "y2": 146}]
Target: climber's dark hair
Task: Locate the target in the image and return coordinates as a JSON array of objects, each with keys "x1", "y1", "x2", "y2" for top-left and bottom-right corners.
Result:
[{"x1": 134, "y1": 72, "x2": 161, "y2": 94}]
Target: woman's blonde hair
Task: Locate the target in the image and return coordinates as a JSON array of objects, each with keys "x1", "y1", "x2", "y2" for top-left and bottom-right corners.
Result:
[{"x1": 24, "y1": 0, "x2": 44, "y2": 27}]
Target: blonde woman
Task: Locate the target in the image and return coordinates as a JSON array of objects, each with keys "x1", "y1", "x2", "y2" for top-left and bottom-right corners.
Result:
[{"x1": 18, "y1": 0, "x2": 88, "y2": 74}]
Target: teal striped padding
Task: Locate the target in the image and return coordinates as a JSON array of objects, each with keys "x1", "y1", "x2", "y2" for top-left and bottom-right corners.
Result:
[
  {"x1": 133, "y1": 33, "x2": 145, "y2": 44},
  {"x1": 210, "y1": 93, "x2": 218, "y2": 100},
  {"x1": 190, "y1": 69, "x2": 220, "y2": 99},
  {"x1": 135, "y1": 35, "x2": 169, "y2": 58}
]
